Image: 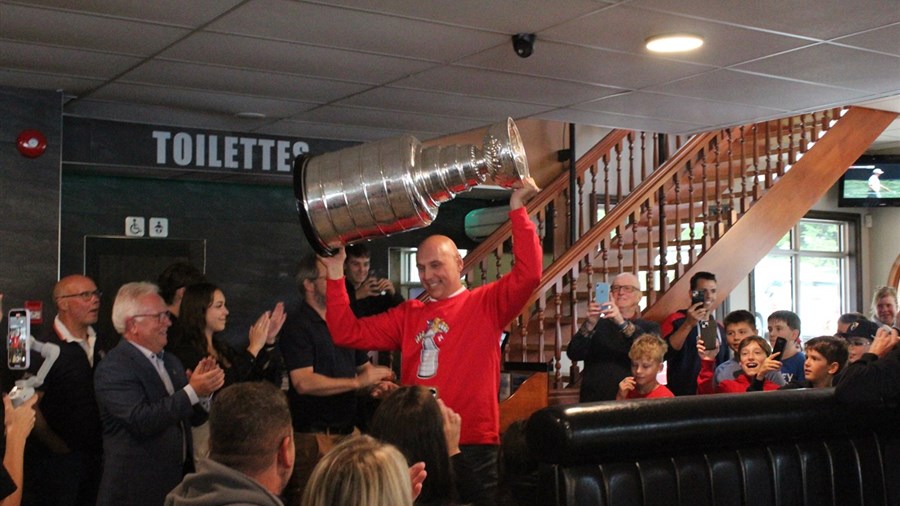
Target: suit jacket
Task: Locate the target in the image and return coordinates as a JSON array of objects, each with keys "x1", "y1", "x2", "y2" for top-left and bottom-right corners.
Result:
[{"x1": 94, "y1": 339, "x2": 207, "y2": 506}]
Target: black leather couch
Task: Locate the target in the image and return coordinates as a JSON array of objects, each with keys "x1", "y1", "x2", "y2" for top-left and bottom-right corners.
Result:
[{"x1": 526, "y1": 389, "x2": 900, "y2": 506}]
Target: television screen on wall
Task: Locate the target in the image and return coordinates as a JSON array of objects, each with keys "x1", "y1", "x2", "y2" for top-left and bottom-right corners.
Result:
[{"x1": 839, "y1": 155, "x2": 900, "y2": 207}]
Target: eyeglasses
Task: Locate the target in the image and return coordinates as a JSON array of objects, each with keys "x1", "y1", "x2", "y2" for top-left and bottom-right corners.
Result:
[
  {"x1": 56, "y1": 290, "x2": 102, "y2": 301},
  {"x1": 131, "y1": 311, "x2": 172, "y2": 323},
  {"x1": 610, "y1": 285, "x2": 641, "y2": 293},
  {"x1": 847, "y1": 338, "x2": 870, "y2": 347}
]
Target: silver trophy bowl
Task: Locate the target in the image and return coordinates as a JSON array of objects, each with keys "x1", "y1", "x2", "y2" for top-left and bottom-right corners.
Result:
[{"x1": 293, "y1": 118, "x2": 528, "y2": 256}]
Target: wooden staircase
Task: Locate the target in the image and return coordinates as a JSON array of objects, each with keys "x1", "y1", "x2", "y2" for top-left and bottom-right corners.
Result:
[{"x1": 460, "y1": 106, "x2": 897, "y2": 397}]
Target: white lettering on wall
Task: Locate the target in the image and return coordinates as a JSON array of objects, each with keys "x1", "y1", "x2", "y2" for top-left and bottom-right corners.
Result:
[{"x1": 152, "y1": 130, "x2": 309, "y2": 172}]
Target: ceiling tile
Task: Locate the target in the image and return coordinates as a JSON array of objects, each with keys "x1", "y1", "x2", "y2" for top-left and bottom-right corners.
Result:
[
  {"x1": 0, "y1": 41, "x2": 144, "y2": 79},
  {"x1": 834, "y1": 23, "x2": 900, "y2": 57},
  {"x1": 208, "y1": 0, "x2": 506, "y2": 61},
  {"x1": 541, "y1": 4, "x2": 811, "y2": 67},
  {"x1": 394, "y1": 66, "x2": 623, "y2": 106},
  {"x1": 0, "y1": 69, "x2": 105, "y2": 96},
  {"x1": 736, "y1": 44, "x2": 900, "y2": 94},
  {"x1": 458, "y1": 40, "x2": 713, "y2": 89},
  {"x1": 534, "y1": 108, "x2": 704, "y2": 133},
  {"x1": 629, "y1": 0, "x2": 900, "y2": 40},
  {"x1": 646, "y1": 69, "x2": 872, "y2": 111},
  {"x1": 580, "y1": 91, "x2": 785, "y2": 126},
  {"x1": 159, "y1": 32, "x2": 436, "y2": 84},
  {"x1": 262, "y1": 118, "x2": 411, "y2": 142},
  {"x1": 121, "y1": 60, "x2": 370, "y2": 103},
  {"x1": 336, "y1": 87, "x2": 554, "y2": 121},
  {"x1": 0, "y1": 4, "x2": 191, "y2": 55},
  {"x1": 287, "y1": 105, "x2": 485, "y2": 134},
  {"x1": 315, "y1": 0, "x2": 612, "y2": 33},
  {"x1": 7, "y1": 0, "x2": 244, "y2": 26},
  {"x1": 87, "y1": 83, "x2": 318, "y2": 117}
]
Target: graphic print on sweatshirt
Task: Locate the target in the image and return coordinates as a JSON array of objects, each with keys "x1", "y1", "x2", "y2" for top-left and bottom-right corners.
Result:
[{"x1": 416, "y1": 317, "x2": 449, "y2": 379}]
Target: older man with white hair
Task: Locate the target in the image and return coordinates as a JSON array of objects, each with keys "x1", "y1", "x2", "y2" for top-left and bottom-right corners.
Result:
[{"x1": 567, "y1": 272, "x2": 661, "y2": 402}]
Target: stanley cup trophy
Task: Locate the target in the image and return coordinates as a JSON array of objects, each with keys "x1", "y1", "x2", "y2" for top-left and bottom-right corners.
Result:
[{"x1": 293, "y1": 117, "x2": 528, "y2": 256}]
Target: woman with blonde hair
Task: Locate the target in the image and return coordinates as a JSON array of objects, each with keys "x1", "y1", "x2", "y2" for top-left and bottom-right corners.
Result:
[{"x1": 301, "y1": 435, "x2": 413, "y2": 506}]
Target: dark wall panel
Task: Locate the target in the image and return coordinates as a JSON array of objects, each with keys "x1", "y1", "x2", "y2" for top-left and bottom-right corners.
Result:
[{"x1": 60, "y1": 174, "x2": 484, "y2": 349}]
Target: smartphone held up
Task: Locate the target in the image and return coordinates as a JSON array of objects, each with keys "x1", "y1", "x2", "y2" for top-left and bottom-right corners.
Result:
[{"x1": 7, "y1": 308, "x2": 31, "y2": 370}]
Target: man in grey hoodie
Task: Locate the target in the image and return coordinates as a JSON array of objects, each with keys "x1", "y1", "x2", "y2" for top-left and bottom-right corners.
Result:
[{"x1": 166, "y1": 382, "x2": 294, "y2": 506}]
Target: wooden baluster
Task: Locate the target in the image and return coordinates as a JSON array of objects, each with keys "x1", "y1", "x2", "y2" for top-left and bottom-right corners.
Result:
[
  {"x1": 777, "y1": 118, "x2": 786, "y2": 179},
  {"x1": 615, "y1": 141, "x2": 623, "y2": 203},
  {"x1": 600, "y1": 237, "x2": 609, "y2": 283},
  {"x1": 577, "y1": 173, "x2": 585, "y2": 238},
  {"x1": 700, "y1": 145, "x2": 711, "y2": 251},
  {"x1": 553, "y1": 281, "x2": 562, "y2": 386},
  {"x1": 751, "y1": 123, "x2": 760, "y2": 200},
  {"x1": 724, "y1": 127, "x2": 734, "y2": 228},
  {"x1": 673, "y1": 172, "x2": 682, "y2": 279},
  {"x1": 537, "y1": 209, "x2": 546, "y2": 249},
  {"x1": 739, "y1": 126, "x2": 747, "y2": 215},
  {"x1": 713, "y1": 132, "x2": 722, "y2": 241},
  {"x1": 640, "y1": 132, "x2": 647, "y2": 181},
  {"x1": 657, "y1": 189, "x2": 668, "y2": 292},
  {"x1": 603, "y1": 154, "x2": 611, "y2": 216},
  {"x1": 535, "y1": 296, "x2": 546, "y2": 364},
  {"x1": 686, "y1": 157, "x2": 697, "y2": 265},
  {"x1": 644, "y1": 196, "x2": 654, "y2": 303},
  {"x1": 631, "y1": 208, "x2": 639, "y2": 276},
  {"x1": 479, "y1": 258, "x2": 487, "y2": 287},
  {"x1": 789, "y1": 115, "x2": 798, "y2": 166},
  {"x1": 628, "y1": 132, "x2": 636, "y2": 192},
  {"x1": 590, "y1": 162, "x2": 599, "y2": 228}
]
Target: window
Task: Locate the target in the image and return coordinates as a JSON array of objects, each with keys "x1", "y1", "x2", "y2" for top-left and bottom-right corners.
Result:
[{"x1": 751, "y1": 215, "x2": 858, "y2": 340}]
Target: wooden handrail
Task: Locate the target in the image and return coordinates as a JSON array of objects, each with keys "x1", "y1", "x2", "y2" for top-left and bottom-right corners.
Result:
[
  {"x1": 460, "y1": 129, "x2": 631, "y2": 278},
  {"x1": 518, "y1": 130, "x2": 718, "y2": 310}
]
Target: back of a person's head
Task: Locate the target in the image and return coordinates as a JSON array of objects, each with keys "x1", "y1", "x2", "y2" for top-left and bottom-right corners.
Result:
[
  {"x1": 158, "y1": 262, "x2": 206, "y2": 304},
  {"x1": 628, "y1": 334, "x2": 667, "y2": 364},
  {"x1": 805, "y1": 336, "x2": 849, "y2": 374},
  {"x1": 767, "y1": 310, "x2": 801, "y2": 332},
  {"x1": 369, "y1": 386, "x2": 452, "y2": 503},
  {"x1": 724, "y1": 309, "x2": 756, "y2": 329},
  {"x1": 837, "y1": 312, "x2": 865, "y2": 325},
  {"x1": 208, "y1": 382, "x2": 292, "y2": 476},
  {"x1": 301, "y1": 435, "x2": 412, "y2": 506}
]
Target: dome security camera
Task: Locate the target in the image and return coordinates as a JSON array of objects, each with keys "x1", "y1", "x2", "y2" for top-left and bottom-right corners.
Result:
[{"x1": 512, "y1": 33, "x2": 536, "y2": 58}]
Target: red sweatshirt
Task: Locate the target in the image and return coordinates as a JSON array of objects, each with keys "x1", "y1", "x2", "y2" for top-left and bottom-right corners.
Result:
[
  {"x1": 697, "y1": 359, "x2": 780, "y2": 394},
  {"x1": 326, "y1": 207, "x2": 542, "y2": 444}
]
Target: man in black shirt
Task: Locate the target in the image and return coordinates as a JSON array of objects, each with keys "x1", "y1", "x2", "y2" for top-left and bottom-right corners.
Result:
[{"x1": 278, "y1": 254, "x2": 395, "y2": 506}]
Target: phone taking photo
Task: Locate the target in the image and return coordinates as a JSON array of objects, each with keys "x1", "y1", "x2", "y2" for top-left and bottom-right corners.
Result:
[
  {"x1": 771, "y1": 337, "x2": 787, "y2": 358},
  {"x1": 595, "y1": 282, "x2": 610, "y2": 304},
  {"x1": 7, "y1": 308, "x2": 31, "y2": 370},
  {"x1": 691, "y1": 289, "x2": 705, "y2": 308}
]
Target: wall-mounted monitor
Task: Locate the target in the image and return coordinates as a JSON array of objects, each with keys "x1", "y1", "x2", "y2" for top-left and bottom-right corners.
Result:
[{"x1": 839, "y1": 155, "x2": 900, "y2": 207}]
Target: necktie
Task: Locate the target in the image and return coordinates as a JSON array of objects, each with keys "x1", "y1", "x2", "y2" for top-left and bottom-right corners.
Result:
[{"x1": 152, "y1": 352, "x2": 175, "y2": 395}]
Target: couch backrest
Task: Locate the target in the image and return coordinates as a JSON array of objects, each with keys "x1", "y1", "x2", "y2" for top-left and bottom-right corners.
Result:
[{"x1": 526, "y1": 389, "x2": 900, "y2": 506}]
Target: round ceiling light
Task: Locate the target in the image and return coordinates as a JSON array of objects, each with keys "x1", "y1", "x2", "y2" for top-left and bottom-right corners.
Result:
[{"x1": 645, "y1": 34, "x2": 704, "y2": 53}]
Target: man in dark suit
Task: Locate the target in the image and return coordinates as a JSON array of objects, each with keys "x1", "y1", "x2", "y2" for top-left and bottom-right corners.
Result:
[{"x1": 94, "y1": 281, "x2": 224, "y2": 506}]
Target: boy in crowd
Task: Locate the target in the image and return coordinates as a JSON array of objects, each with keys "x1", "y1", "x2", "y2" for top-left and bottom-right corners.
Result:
[
  {"x1": 616, "y1": 334, "x2": 674, "y2": 400},
  {"x1": 781, "y1": 336, "x2": 848, "y2": 389},
  {"x1": 836, "y1": 318, "x2": 879, "y2": 363},
  {"x1": 715, "y1": 310, "x2": 785, "y2": 390},
  {"x1": 697, "y1": 336, "x2": 782, "y2": 393},
  {"x1": 767, "y1": 310, "x2": 805, "y2": 383}
]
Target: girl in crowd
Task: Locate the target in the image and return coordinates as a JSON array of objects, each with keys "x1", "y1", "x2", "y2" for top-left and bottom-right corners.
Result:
[
  {"x1": 301, "y1": 435, "x2": 413, "y2": 506},
  {"x1": 170, "y1": 282, "x2": 285, "y2": 387},
  {"x1": 369, "y1": 386, "x2": 485, "y2": 506},
  {"x1": 170, "y1": 282, "x2": 285, "y2": 459}
]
